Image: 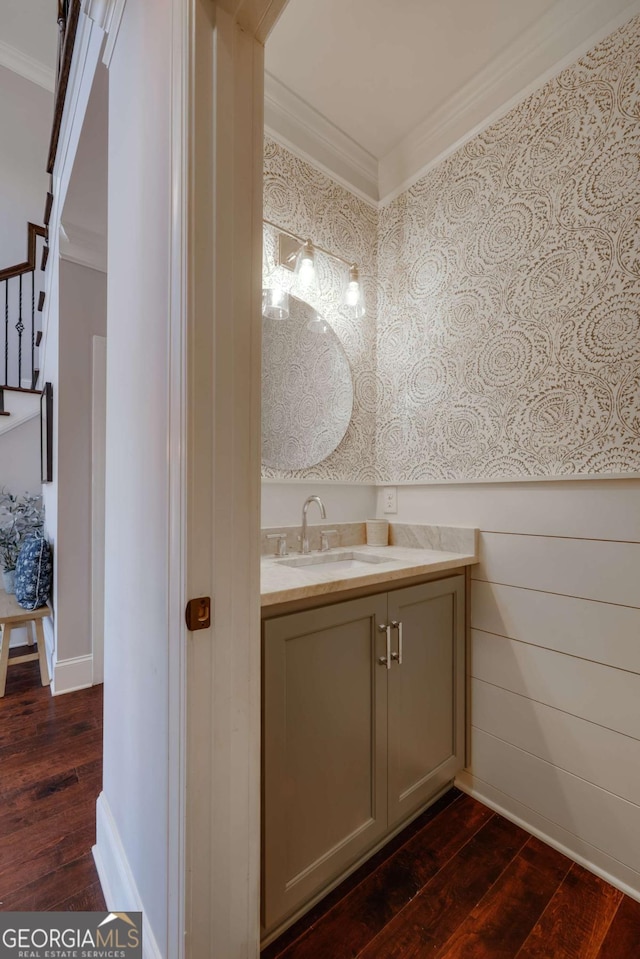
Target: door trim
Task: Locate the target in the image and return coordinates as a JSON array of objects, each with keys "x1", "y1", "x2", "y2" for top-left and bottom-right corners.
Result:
[
  {"x1": 91, "y1": 334, "x2": 106, "y2": 685},
  {"x1": 184, "y1": 2, "x2": 286, "y2": 955}
]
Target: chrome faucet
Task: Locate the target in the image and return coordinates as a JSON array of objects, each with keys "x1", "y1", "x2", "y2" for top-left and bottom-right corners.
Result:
[{"x1": 300, "y1": 495, "x2": 326, "y2": 554}]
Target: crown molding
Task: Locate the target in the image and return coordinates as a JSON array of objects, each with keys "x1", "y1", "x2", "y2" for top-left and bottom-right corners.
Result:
[
  {"x1": 265, "y1": 71, "x2": 379, "y2": 203},
  {"x1": 0, "y1": 39, "x2": 55, "y2": 92},
  {"x1": 265, "y1": 126, "x2": 380, "y2": 209},
  {"x1": 83, "y1": 0, "x2": 127, "y2": 66},
  {"x1": 265, "y1": 0, "x2": 640, "y2": 206},
  {"x1": 378, "y1": 0, "x2": 640, "y2": 202},
  {"x1": 60, "y1": 221, "x2": 107, "y2": 273}
]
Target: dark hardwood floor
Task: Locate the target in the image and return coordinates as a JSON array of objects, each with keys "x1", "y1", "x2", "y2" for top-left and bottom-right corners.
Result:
[
  {"x1": 3, "y1": 651, "x2": 639, "y2": 955},
  {"x1": 263, "y1": 789, "x2": 640, "y2": 959},
  {"x1": 0, "y1": 650, "x2": 105, "y2": 912}
]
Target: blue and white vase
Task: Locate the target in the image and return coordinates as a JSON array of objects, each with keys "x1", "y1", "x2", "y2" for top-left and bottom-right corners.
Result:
[{"x1": 2, "y1": 568, "x2": 15, "y2": 594}]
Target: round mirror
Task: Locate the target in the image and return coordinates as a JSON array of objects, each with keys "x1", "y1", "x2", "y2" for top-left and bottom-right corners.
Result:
[{"x1": 262, "y1": 295, "x2": 353, "y2": 470}]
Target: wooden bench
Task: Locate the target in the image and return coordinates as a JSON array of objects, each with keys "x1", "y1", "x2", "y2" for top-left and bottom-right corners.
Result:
[{"x1": 0, "y1": 591, "x2": 50, "y2": 697}]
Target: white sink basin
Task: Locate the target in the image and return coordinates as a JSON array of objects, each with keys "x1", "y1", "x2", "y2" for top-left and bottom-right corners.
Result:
[{"x1": 277, "y1": 551, "x2": 391, "y2": 571}]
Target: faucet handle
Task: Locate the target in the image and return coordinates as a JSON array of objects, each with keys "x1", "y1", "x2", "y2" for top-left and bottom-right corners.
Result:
[
  {"x1": 267, "y1": 533, "x2": 288, "y2": 557},
  {"x1": 319, "y1": 529, "x2": 338, "y2": 552}
]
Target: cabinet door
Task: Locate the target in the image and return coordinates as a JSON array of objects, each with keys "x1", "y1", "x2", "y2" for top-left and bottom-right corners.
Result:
[
  {"x1": 387, "y1": 576, "x2": 465, "y2": 829},
  {"x1": 262, "y1": 593, "x2": 388, "y2": 933}
]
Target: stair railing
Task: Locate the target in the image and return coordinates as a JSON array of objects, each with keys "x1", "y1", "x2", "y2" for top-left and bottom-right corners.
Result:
[
  {"x1": 0, "y1": 225, "x2": 46, "y2": 412},
  {"x1": 48, "y1": 0, "x2": 81, "y2": 175}
]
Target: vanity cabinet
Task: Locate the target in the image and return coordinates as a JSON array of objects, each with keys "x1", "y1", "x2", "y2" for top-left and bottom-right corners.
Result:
[{"x1": 262, "y1": 574, "x2": 465, "y2": 936}]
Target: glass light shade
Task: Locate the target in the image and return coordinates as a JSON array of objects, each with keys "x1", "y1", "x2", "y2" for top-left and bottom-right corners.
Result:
[
  {"x1": 294, "y1": 240, "x2": 317, "y2": 293},
  {"x1": 262, "y1": 285, "x2": 290, "y2": 320},
  {"x1": 345, "y1": 265, "x2": 366, "y2": 318}
]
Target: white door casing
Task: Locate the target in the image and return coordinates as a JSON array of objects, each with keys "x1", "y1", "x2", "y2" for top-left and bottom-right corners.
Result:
[
  {"x1": 185, "y1": 1, "x2": 289, "y2": 956},
  {"x1": 91, "y1": 334, "x2": 106, "y2": 685}
]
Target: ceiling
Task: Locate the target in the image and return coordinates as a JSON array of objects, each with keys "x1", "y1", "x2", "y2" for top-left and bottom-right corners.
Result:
[
  {"x1": 267, "y1": 0, "x2": 559, "y2": 159},
  {"x1": 0, "y1": 0, "x2": 57, "y2": 91},
  {"x1": 265, "y1": 0, "x2": 640, "y2": 201},
  {"x1": 1, "y1": 0, "x2": 638, "y2": 204}
]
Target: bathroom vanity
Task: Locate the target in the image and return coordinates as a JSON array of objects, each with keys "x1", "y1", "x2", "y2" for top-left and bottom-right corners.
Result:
[{"x1": 260, "y1": 528, "x2": 478, "y2": 942}]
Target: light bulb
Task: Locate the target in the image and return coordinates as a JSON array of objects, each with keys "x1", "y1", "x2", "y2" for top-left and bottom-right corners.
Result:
[
  {"x1": 345, "y1": 280, "x2": 360, "y2": 307},
  {"x1": 262, "y1": 284, "x2": 289, "y2": 320},
  {"x1": 298, "y1": 257, "x2": 315, "y2": 285},
  {"x1": 345, "y1": 265, "x2": 365, "y2": 318},
  {"x1": 294, "y1": 240, "x2": 317, "y2": 291}
]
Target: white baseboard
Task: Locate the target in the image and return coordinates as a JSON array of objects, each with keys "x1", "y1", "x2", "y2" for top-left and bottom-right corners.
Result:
[
  {"x1": 8, "y1": 625, "x2": 30, "y2": 648},
  {"x1": 94, "y1": 793, "x2": 164, "y2": 959},
  {"x1": 456, "y1": 771, "x2": 640, "y2": 904},
  {"x1": 41, "y1": 615, "x2": 95, "y2": 696},
  {"x1": 43, "y1": 616, "x2": 55, "y2": 683},
  {"x1": 4, "y1": 621, "x2": 92, "y2": 697},
  {"x1": 51, "y1": 652, "x2": 94, "y2": 695}
]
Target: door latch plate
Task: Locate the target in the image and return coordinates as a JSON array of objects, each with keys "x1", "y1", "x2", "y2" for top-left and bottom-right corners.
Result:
[{"x1": 185, "y1": 597, "x2": 211, "y2": 631}]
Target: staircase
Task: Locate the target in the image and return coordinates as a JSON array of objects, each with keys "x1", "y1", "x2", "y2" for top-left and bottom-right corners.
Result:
[{"x1": 0, "y1": 223, "x2": 47, "y2": 433}]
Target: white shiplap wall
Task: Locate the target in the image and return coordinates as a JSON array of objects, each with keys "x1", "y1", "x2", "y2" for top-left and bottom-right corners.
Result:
[{"x1": 377, "y1": 479, "x2": 640, "y2": 901}]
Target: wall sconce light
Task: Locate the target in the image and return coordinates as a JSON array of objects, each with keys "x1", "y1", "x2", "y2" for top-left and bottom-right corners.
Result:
[
  {"x1": 345, "y1": 264, "x2": 366, "y2": 319},
  {"x1": 264, "y1": 220, "x2": 366, "y2": 319},
  {"x1": 277, "y1": 233, "x2": 319, "y2": 298},
  {"x1": 294, "y1": 239, "x2": 316, "y2": 288}
]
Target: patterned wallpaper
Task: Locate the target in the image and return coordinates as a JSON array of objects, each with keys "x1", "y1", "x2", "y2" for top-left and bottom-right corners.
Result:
[
  {"x1": 263, "y1": 16, "x2": 640, "y2": 484},
  {"x1": 263, "y1": 138, "x2": 378, "y2": 481},
  {"x1": 376, "y1": 16, "x2": 640, "y2": 481}
]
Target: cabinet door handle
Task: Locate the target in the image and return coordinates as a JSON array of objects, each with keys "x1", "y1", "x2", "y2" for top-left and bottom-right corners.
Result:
[
  {"x1": 391, "y1": 620, "x2": 403, "y2": 665},
  {"x1": 378, "y1": 624, "x2": 391, "y2": 669}
]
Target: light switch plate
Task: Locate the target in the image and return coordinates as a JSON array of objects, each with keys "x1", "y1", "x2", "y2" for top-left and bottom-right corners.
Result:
[{"x1": 383, "y1": 486, "x2": 397, "y2": 514}]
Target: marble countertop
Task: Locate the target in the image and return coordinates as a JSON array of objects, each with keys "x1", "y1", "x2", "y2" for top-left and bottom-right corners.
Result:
[{"x1": 261, "y1": 537, "x2": 478, "y2": 608}]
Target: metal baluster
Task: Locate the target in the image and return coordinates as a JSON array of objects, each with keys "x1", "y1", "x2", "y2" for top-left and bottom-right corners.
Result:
[
  {"x1": 17, "y1": 274, "x2": 23, "y2": 386},
  {"x1": 31, "y1": 270, "x2": 35, "y2": 388},
  {"x1": 3, "y1": 280, "x2": 7, "y2": 386}
]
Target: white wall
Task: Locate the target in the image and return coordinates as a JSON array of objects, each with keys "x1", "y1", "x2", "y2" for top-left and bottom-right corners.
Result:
[
  {"x1": 378, "y1": 479, "x2": 640, "y2": 900},
  {"x1": 54, "y1": 260, "x2": 106, "y2": 675},
  {"x1": 62, "y1": 63, "x2": 108, "y2": 273},
  {"x1": 63, "y1": 66, "x2": 108, "y2": 237},
  {"x1": 0, "y1": 415, "x2": 41, "y2": 493},
  {"x1": 99, "y1": 1, "x2": 174, "y2": 954},
  {"x1": 40, "y1": 256, "x2": 107, "y2": 690},
  {"x1": 0, "y1": 65, "x2": 51, "y2": 268}
]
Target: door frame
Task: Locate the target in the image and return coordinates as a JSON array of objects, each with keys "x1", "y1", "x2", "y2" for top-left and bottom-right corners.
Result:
[
  {"x1": 91, "y1": 334, "x2": 106, "y2": 685},
  {"x1": 184, "y1": 2, "x2": 290, "y2": 956}
]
